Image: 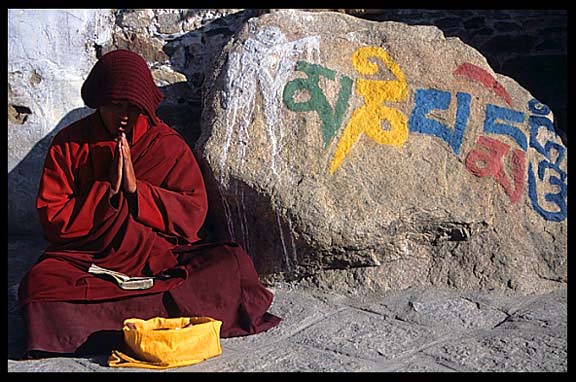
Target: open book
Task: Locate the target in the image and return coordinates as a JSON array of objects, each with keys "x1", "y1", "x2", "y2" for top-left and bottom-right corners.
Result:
[{"x1": 88, "y1": 264, "x2": 155, "y2": 290}]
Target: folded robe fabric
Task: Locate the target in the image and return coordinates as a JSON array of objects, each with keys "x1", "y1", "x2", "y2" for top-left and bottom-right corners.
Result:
[
  {"x1": 81, "y1": 49, "x2": 164, "y2": 124},
  {"x1": 108, "y1": 317, "x2": 223, "y2": 369},
  {"x1": 18, "y1": 111, "x2": 281, "y2": 356},
  {"x1": 19, "y1": 112, "x2": 206, "y2": 303}
]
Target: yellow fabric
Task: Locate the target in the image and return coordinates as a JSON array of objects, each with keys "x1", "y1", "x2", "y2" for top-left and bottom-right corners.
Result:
[{"x1": 108, "y1": 316, "x2": 222, "y2": 369}]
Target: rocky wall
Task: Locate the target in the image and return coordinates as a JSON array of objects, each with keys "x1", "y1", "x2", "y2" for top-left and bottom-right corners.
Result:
[{"x1": 8, "y1": 10, "x2": 567, "y2": 277}]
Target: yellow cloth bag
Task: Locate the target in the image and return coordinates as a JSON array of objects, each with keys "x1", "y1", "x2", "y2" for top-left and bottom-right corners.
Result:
[{"x1": 108, "y1": 316, "x2": 222, "y2": 369}]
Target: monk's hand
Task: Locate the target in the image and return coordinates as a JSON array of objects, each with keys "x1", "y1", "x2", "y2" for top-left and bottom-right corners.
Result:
[
  {"x1": 110, "y1": 137, "x2": 123, "y2": 195},
  {"x1": 120, "y1": 132, "x2": 137, "y2": 194}
]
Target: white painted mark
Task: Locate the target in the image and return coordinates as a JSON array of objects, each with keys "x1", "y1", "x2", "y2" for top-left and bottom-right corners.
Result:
[{"x1": 219, "y1": 26, "x2": 321, "y2": 273}]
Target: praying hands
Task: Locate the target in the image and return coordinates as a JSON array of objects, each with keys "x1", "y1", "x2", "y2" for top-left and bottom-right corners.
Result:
[{"x1": 111, "y1": 132, "x2": 137, "y2": 196}]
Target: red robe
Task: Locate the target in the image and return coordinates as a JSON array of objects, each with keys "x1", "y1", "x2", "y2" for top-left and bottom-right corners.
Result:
[{"x1": 18, "y1": 112, "x2": 280, "y2": 356}]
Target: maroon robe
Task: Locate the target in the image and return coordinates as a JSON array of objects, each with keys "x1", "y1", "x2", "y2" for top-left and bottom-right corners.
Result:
[{"x1": 18, "y1": 112, "x2": 280, "y2": 357}]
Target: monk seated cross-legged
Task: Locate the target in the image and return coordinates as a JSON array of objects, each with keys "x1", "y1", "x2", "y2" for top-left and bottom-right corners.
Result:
[{"x1": 18, "y1": 49, "x2": 281, "y2": 358}]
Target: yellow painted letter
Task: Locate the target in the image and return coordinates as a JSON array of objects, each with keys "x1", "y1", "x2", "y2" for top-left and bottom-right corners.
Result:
[{"x1": 329, "y1": 46, "x2": 409, "y2": 174}]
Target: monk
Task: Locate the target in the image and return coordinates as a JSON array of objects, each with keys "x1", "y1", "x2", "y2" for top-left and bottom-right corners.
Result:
[{"x1": 17, "y1": 49, "x2": 281, "y2": 358}]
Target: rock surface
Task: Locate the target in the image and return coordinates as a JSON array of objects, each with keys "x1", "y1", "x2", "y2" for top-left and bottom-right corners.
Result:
[
  {"x1": 8, "y1": 235, "x2": 567, "y2": 372},
  {"x1": 8, "y1": 9, "x2": 567, "y2": 295},
  {"x1": 8, "y1": 9, "x2": 567, "y2": 374},
  {"x1": 7, "y1": 9, "x2": 113, "y2": 236},
  {"x1": 197, "y1": 9, "x2": 567, "y2": 294}
]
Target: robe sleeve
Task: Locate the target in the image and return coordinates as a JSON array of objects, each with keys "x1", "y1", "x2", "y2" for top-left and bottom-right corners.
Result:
[
  {"x1": 36, "y1": 134, "x2": 117, "y2": 244},
  {"x1": 133, "y1": 134, "x2": 208, "y2": 243}
]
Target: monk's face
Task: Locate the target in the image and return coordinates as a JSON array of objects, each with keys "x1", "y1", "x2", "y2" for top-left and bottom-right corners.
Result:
[{"x1": 99, "y1": 102, "x2": 142, "y2": 140}]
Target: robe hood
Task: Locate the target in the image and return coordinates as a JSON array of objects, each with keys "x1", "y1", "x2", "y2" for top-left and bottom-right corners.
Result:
[{"x1": 81, "y1": 49, "x2": 164, "y2": 124}]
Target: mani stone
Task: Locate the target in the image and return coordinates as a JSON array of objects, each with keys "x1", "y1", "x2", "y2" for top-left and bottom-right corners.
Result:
[{"x1": 197, "y1": 9, "x2": 567, "y2": 294}]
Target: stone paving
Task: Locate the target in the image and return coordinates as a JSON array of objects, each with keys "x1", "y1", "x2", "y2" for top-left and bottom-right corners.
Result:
[{"x1": 7, "y1": 237, "x2": 568, "y2": 372}]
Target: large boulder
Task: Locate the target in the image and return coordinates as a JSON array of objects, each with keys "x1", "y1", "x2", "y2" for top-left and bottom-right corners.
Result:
[{"x1": 197, "y1": 9, "x2": 567, "y2": 294}]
